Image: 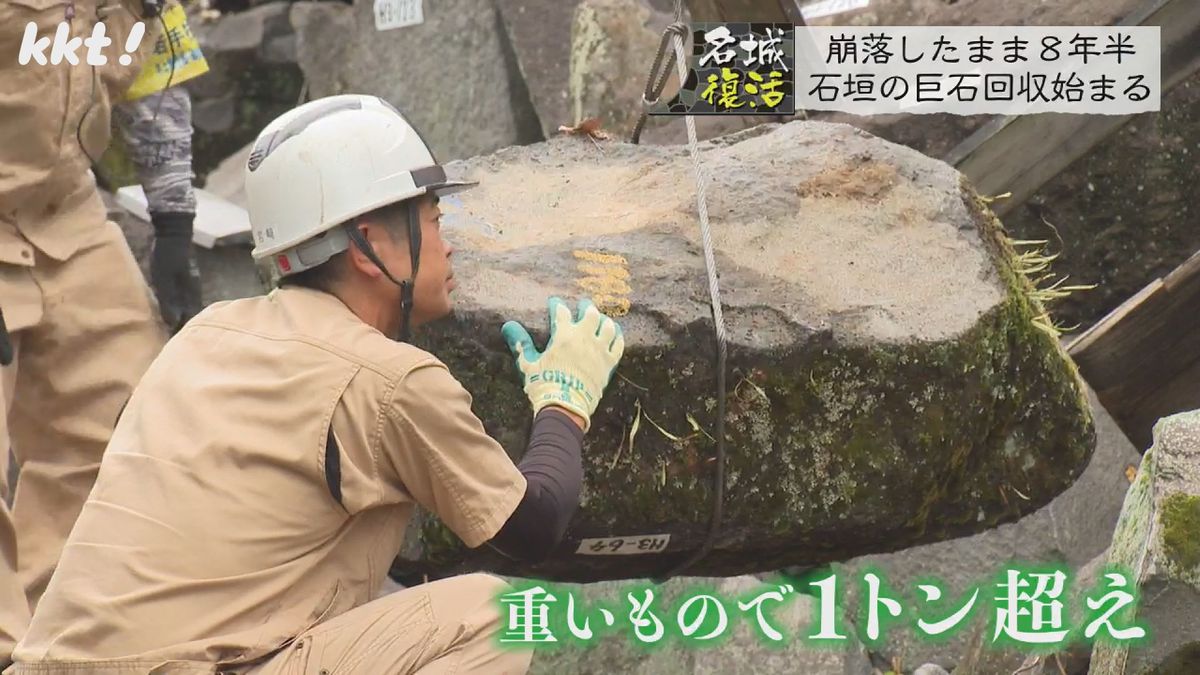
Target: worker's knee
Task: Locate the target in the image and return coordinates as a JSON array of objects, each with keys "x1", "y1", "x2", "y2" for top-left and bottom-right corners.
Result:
[
  {"x1": 457, "y1": 573, "x2": 511, "y2": 623},
  {"x1": 453, "y1": 572, "x2": 512, "y2": 598},
  {"x1": 424, "y1": 573, "x2": 511, "y2": 631},
  {"x1": 442, "y1": 574, "x2": 531, "y2": 673}
]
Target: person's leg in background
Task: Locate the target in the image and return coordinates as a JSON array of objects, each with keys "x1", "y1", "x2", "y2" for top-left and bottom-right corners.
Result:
[
  {"x1": 0, "y1": 328, "x2": 29, "y2": 665},
  {"x1": 251, "y1": 574, "x2": 533, "y2": 675},
  {"x1": 0, "y1": 224, "x2": 51, "y2": 664},
  {"x1": 6, "y1": 214, "x2": 165, "y2": 612},
  {"x1": 0, "y1": 0, "x2": 165, "y2": 656}
]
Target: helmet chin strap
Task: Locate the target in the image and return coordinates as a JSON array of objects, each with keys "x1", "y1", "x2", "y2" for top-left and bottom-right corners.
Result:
[{"x1": 344, "y1": 199, "x2": 423, "y2": 343}]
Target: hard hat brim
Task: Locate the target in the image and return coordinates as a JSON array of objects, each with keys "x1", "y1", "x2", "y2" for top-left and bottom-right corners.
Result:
[
  {"x1": 411, "y1": 165, "x2": 477, "y2": 198},
  {"x1": 427, "y1": 179, "x2": 477, "y2": 197}
]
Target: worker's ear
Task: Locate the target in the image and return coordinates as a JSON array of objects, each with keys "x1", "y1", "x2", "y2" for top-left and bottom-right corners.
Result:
[{"x1": 344, "y1": 220, "x2": 389, "y2": 281}]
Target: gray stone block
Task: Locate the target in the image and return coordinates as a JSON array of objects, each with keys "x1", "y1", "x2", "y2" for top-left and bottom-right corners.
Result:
[{"x1": 291, "y1": 0, "x2": 544, "y2": 162}]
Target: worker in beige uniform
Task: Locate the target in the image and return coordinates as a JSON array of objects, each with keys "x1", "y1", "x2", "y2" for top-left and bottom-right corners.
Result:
[
  {"x1": 9, "y1": 94, "x2": 626, "y2": 674},
  {"x1": 0, "y1": 0, "x2": 167, "y2": 664}
]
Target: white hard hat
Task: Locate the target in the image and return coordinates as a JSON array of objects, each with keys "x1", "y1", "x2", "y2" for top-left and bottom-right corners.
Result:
[{"x1": 245, "y1": 94, "x2": 475, "y2": 278}]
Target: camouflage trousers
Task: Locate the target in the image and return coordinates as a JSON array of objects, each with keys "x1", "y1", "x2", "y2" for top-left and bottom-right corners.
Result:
[{"x1": 112, "y1": 86, "x2": 197, "y2": 215}]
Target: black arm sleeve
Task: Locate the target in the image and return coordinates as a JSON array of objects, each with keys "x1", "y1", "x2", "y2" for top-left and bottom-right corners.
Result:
[{"x1": 488, "y1": 408, "x2": 584, "y2": 562}]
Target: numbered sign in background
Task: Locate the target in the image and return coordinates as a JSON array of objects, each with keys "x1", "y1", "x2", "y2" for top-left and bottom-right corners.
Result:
[{"x1": 374, "y1": 0, "x2": 424, "y2": 32}]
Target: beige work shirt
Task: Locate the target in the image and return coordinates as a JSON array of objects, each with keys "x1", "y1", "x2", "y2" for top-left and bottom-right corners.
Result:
[
  {"x1": 13, "y1": 287, "x2": 527, "y2": 671},
  {"x1": 0, "y1": 0, "x2": 150, "y2": 263}
]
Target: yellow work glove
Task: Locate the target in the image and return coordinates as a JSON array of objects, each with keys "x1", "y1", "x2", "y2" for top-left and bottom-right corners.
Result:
[{"x1": 502, "y1": 297, "x2": 625, "y2": 432}]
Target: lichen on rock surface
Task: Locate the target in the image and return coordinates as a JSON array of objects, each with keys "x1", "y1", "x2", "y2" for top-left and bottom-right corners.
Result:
[
  {"x1": 390, "y1": 121, "x2": 1095, "y2": 582},
  {"x1": 1089, "y1": 410, "x2": 1200, "y2": 675},
  {"x1": 1160, "y1": 493, "x2": 1200, "y2": 575}
]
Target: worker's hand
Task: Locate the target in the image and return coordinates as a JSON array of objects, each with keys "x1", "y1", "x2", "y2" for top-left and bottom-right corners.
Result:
[
  {"x1": 502, "y1": 297, "x2": 625, "y2": 432},
  {"x1": 150, "y1": 211, "x2": 203, "y2": 333}
]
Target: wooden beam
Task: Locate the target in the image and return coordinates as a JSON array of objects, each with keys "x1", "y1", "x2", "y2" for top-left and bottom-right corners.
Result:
[
  {"x1": 1068, "y1": 250, "x2": 1200, "y2": 450},
  {"x1": 946, "y1": 0, "x2": 1200, "y2": 217}
]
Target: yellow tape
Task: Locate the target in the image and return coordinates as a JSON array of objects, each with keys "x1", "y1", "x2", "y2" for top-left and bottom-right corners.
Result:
[{"x1": 124, "y1": 3, "x2": 210, "y2": 101}]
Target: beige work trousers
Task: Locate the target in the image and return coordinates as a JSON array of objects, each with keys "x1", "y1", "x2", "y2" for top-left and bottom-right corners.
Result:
[
  {"x1": 0, "y1": 220, "x2": 165, "y2": 661},
  {"x1": 248, "y1": 574, "x2": 532, "y2": 675}
]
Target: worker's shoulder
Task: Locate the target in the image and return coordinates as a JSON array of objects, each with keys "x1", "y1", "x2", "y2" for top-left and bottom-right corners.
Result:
[{"x1": 185, "y1": 288, "x2": 444, "y2": 381}]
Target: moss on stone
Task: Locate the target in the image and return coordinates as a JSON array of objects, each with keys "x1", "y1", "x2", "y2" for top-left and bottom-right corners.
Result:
[
  {"x1": 1160, "y1": 493, "x2": 1200, "y2": 574},
  {"x1": 1107, "y1": 450, "x2": 1156, "y2": 574}
]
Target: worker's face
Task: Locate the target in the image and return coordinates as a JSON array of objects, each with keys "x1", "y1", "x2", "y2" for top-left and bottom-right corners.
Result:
[
  {"x1": 408, "y1": 195, "x2": 456, "y2": 325},
  {"x1": 350, "y1": 194, "x2": 455, "y2": 337}
]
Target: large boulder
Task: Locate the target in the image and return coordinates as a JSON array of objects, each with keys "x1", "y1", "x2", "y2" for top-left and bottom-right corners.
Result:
[
  {"x1": 565, "y1": 0, "x2": 767, "y2": 143},
  {"x1": 836, "y1": 388, "x2": 1140, "y2": 672},
  {"x1": 290, "y1": 0, "x2": 544, "y2": 162},
  {"x1": 495, "y1": 0, "x2": 585, "y2": 138},
  {"x1": 567, "y1": 0, "x2": 668, "y2": 137},
  {"x1": 497, "y1": 0, "x2": 764, "y2": 143},
  {"x1": 1089, "y1": 410, "x2": 1200, "y2": 675},
  {"x1": 389, "y1": 120, "x2": 1096, "y2": 582}
]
